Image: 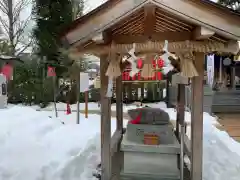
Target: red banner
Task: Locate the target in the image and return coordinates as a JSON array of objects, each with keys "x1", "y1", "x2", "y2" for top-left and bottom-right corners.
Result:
[
  {"x1": 1, "y1": 63, "x2": 13, "y2": 81},
  {"x1": 47, "y1": 66, "x2": 56, "y2": 77}
]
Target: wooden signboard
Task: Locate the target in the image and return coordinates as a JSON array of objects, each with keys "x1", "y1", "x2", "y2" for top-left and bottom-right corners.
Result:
[{"x1": 80, "y1": 73, "x2": 89, "y2": 92}]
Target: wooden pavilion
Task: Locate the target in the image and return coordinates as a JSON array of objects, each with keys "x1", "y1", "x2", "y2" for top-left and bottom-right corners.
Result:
[{"x1": 61, "y1": 0, "x2": 240, "y2": 180}]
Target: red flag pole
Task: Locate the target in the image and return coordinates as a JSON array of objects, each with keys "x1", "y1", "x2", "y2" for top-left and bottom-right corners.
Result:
[
  {"x1": 48, "y1": 66, "x2": 58, "y2": 117},
  {"x1": 53, "y1": 75, "x2": 58, "y2": 118}
]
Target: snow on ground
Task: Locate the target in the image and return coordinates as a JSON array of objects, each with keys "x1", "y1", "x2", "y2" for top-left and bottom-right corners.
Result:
[
  {"x1": 0, "y1": 102, "x2": 240, "y2": 180},
  {"x1": 0, "y1": 105, "x2": 128, "y2": 180},
  {"x1": 35, "y1": 101, "x2": 167, "y2": 113}
]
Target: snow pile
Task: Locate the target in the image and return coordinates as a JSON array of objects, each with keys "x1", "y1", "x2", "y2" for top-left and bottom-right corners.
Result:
[
  {"x1": 0, "y1": 104, "x2": 240, "y2": 180},
  {"x1": 0, "y1": 106, "x2": 102, "y2": 180},
  {"x1": 203, "y1": 125, "x2": 240, "y2": 180}
]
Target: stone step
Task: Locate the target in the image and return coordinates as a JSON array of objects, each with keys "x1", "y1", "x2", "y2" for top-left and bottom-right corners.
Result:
[
  {"x1": 120, "y1": 164, "x2": 190, "y2": 180},
  {"x1": 120, "y1": 172, "x2": 180, "y2": 180}
]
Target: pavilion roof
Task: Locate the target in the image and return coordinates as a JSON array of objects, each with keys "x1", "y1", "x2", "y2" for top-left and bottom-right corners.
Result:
[{"x1": 61, "y1": 0, "x2": 240, "y2": 56}]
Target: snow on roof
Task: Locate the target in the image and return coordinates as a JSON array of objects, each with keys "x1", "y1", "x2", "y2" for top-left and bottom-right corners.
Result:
[
  {"x1": 87, "y1": 68, "x2": 97, "y2": 72},
  {"x1": 0, "y1": 55, "x2": 19, "y2": 60},
  {"x1": 0, "y1": 55, "x2": 23, "y2": 62}
]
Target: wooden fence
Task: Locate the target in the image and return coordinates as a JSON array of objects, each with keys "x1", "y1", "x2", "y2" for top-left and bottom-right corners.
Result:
[
  {"x1": 169, "y1": 84, "x2": 214, "y2": 114},
  {"x1": 83, "y1": 80, "x2": 167, "y2": 103}
]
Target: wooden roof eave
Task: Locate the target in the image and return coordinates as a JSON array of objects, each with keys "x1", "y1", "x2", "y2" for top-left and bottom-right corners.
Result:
[
  {"x1": 62, "y1": 0, "x2": 240, "y2": 49},
  {"x1": 69, "y1": 40, "x2": 240, "y2": 57},
  {"x1": 151, "y1": 0, "x2": 240, "y2": 40},
  {"x1": 64, "y1": 0, "x2": 149, "y2": 47}
]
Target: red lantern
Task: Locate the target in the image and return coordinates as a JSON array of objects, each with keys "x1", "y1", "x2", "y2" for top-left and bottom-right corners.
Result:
[
  {"x1": 137, "y1": 72, "x2": 141, "y2": 80},
  {"x1": 152, "y1": 73, "x2": 157, "y2": 80},
  {"x1": 157, "y1": 71, "x2": 162, "y2": 80},
  {"x1": 122, "y1": 72, "x2": 126, "y2": 80},
  {"x1": 137, "y1": 59, "x2": 143, "y2": 69},
  {"x1": 132, "y1": 74, "x2": 136, "y2": 81},
  {"x1": 158, "y1": 59, "x2": 164, "y2": 68},
  {"x1": 124, "y1": 72, "x2": 130, "y2": 81}
]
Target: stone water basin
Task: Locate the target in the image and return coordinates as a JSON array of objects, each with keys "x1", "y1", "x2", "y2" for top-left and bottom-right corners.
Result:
[{"x1": 120, "y1": 108, "x2": 180, "y2": 180}]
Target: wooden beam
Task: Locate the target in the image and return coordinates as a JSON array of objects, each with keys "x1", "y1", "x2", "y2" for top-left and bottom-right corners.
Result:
[
  {"x1": 74, "y1": 40, "x2": 227, "y2": 56},
  {"x1": 112, "y1": 31, "x2": 192, "y2": 44},
  {"x1": 191, "y1": 52, "x2": 204, "y2": 180},
  {"x1": 224, "y1": 40, "x2": 240, "y2": 54},
  {"x1": 92, "y1": 32, "x2": 104, "y2": 43},
  {"x1": 193, "y1": 26, "x2": 215, "y2": 40},
  {"x1": 100, "y1": 55, "x2": 111, "y2": 180},
  {"x1": 92, "y1": 30, "x2": 112, "y2": 44},
  {"x1": 144, "y1": 4, "x2": 156, "y2": 37}
]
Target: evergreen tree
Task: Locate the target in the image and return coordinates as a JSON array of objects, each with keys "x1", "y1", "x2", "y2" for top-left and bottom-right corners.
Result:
[
  {"x1": 33, "y1": 0, "x2": 73, "y2": 76},
  {"x1": 218, "y1": 0, "x2": 240, "y2": 11}
]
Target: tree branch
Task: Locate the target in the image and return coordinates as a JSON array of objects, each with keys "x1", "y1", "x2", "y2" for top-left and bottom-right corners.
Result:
[
  {"x1": 0, "y1": 0, "x2": 33, "y2": 54},
  {"x1": 0, "y1": 16, "x2": 9, "y2": 35},
  {"x1": 14, "y1": 15, "x2": 31, "y2": 46},
  {"x1": 0, "y1": 0, "x2": 8, "y2": 15},
  {"x1": 16, "y1": 38, "x2": 33, "y2": 55}
]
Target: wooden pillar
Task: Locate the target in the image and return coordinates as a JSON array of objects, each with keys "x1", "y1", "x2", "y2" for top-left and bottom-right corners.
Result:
[
  {"x1": 166, "y1": 79, "x2": 170, "y2": 108},
  {"x1": 141, "y1": 83, "x2": 144, "y2": 101},
  {"x1": 231, "y1": 66, "x2": 236, "y2": 89},
  {"x1": 191, "y1": 52, "x2": 204, "y2": 180},
  {"x1": 112, "y1": 75, "x2": 124, "y2": 180},
  {"x1": 116, "y1": 76, "x2": 123, "y2": 131},
  {"x1": 100, "y1": 55, "x2": 111, "y2": 180},
  {"x1": 176, "y1": 84, "x2": 185, "y2": 140},
  {"x1": 128, "y1": 83, "x2": 133, "y2": 102}
]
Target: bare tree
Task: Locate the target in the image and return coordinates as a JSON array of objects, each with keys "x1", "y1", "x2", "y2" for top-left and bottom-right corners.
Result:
[
  {"x1": 0, "y1": 0, "x2": 32, "y2": 55},
  {"x1": 218, "y1": 0, "x2": 240, "y2": 11}
]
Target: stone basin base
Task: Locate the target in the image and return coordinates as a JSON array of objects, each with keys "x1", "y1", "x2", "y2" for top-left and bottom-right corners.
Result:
[{"x1": 120, "y1": 133, "x2": 180, "y2": 180}]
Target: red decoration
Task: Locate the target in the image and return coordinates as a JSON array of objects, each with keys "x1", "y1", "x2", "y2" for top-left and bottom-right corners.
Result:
[
  {"x1": 137, "y1": 59, "x2": 143, "y2": 69},
  {"x1": 66, "y1": 103, "x2": 71, "y2": 115},
  {"x1": 152, "y1": 73, "x2": 157, "y2": 80},
  {"x1": 122, "y1": 72, "x2": 130, "y2": 81},
  {"x1": 157, "y1": 71, "x2": 162, "y2": 80},
  {"x1": 130, "y1": 110, "x2": 142, "y2": 124},
  {"x1": 1, "y1": 63, "x2": 13, "y2": 81},
  {"x1": 122, "y1": 58, "x2": 163, "y2": 81},
  {"x1": 152, "y1": 60, "x2": 157, "y2": 68},
  {"x1": 137, "y1": 72, "x2": 141, "y2": 80},
  {"x1": 158, "y1": 59, "x2": 164, "y2": 68},
  {"x1": 47, "y1": 66, "x2": 56, "y2": 77}
]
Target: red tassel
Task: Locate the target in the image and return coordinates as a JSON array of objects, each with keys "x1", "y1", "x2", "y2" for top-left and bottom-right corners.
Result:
[{"x1": 66, "y1": 103, "x2": 71, "y2": 115}]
